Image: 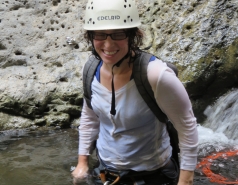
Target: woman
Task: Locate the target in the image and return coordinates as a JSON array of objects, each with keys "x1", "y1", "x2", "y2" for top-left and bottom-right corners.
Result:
[{"x1": 72, "y1": 0, "x2": 198, "y2": 184}]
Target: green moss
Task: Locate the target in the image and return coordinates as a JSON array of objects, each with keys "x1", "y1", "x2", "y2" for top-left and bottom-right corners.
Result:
[
  {"x1": 176, "y1": 38, "x2": 238, "y2": 122},
  {"x1": 180, "y1": 37, "x2": 238, "y2": 87}
]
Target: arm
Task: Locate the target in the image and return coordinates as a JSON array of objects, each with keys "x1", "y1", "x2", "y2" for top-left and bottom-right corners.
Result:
[
  {"x1": 147, "y1": 59, "x2": 198, "y2": 184},
  {"x1": 178, "y1": 170, "x2": 194, "y2": 185},
  {"x1": 72, "y1": 155, "x2": 89, "y2": 185},
  {"x1": 71, "y1": 99, "x2": 100, "y2": 184}
]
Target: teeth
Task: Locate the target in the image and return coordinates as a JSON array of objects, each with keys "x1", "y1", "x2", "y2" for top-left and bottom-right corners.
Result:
[{"x1": 104, "y1": 51, "x2": 117, "y2": 55}]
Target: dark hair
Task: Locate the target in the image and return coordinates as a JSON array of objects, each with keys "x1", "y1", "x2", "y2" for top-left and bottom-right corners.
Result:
[{"x1": 84, "y1": 28, "x2": 143, "y2": 61}]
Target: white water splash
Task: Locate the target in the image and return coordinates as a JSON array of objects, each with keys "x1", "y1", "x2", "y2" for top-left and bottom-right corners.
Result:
[
  {"x1": 197, "y1": 125, "x2": 231, "y2": 144},
  {"x1": 202, "y1": 88, "x2": 238, "y2": 141}
]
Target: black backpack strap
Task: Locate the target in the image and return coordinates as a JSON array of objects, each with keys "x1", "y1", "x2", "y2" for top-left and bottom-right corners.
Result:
[
  {"x1": 83, "y1": 56, "x2": 101, "y2": 109},
  {"x1": 133, "y1": 51, "x2": 180, "y2": 167},
  {"x1": 133, "y1": 51, "x2": 168, "y2": 123}
]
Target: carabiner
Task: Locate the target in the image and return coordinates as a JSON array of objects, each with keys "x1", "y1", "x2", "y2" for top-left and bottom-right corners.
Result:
[{"x1": 104, "y1": 181, "x2": 110, "y2": 185}]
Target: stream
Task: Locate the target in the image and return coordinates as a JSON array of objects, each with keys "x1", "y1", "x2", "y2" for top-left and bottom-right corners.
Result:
[
  {"x1": 0, "y1": 128, "x2": 82, "y2": 185},
  {"x1": 0, "y1": 90, "x2": 238, "y2": 185}
]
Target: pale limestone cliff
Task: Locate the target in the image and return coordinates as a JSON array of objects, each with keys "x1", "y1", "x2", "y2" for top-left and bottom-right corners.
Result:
[{"x1": 0, "y1": 0, "x2": 237, "y2": 130}]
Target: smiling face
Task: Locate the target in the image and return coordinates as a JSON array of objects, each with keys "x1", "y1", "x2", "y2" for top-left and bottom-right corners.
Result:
[{"x1": 92, "y1": 30, "x2": 129, "y2": 66}]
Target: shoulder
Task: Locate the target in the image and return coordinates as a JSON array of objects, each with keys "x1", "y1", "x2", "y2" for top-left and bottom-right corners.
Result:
[
  {"x1": 147, "y1": 57, "x2": 170, "y2": 79},
  {"x1": 147, "y1": 58, "x2": 177, "y2": 89},
  {"x1": 148, "y1": 57, "x2": 166, "y2": 68}
]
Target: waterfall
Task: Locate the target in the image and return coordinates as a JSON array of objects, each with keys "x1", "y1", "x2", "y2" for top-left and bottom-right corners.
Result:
[
  {"x1": 201, "y1": 88, "x2": 238, "y2": 141},
  {"x1": 195, "y1": 89, "x2": 238, "y2": 185}
]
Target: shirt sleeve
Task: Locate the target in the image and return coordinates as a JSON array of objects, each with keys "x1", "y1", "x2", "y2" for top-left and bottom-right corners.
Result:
[
  {"x1": 78, "y1": 99, "x2": 100, "y2": 155},
  {"x1": 147, "y1": 59, "x2": 199, "y2": 171}
]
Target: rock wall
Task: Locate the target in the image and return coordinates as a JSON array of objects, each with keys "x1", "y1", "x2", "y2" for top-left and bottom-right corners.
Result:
[
  {"x1": 140, "y1": 0, "x2": 238, "y2": 121},
  {"x1": 0, "y1": 0, "x2": 238, "y2": 130},
  {"x1": 0, "y1": 0, "x2": 89, "y2": 129}
]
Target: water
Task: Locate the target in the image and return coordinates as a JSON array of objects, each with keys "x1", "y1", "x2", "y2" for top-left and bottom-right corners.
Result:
[
  {"x1": 0, "y1": 89, "x2": 238, "y2": 185},
  {"x1": 0, "y1": 128, "x2": 83, "y2": 185},
  {"x1": 194, "y1": 125, "x2": 238, "y2": 185},
  {"x1": 194, "y1": 88, "x2": 238, "y2": 185},
  {"x1": 0, "y1": 126, "x2": 237, "y2": 185},
  {"x1": 203, "y1": 88, "x2": 238, "y2": 140}
]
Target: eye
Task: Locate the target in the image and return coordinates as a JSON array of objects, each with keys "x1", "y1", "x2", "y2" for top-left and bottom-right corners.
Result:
[
  {"x1": 112, "y1": 32, "x2": 127, "y2": 40},
  {"x1": 93, "y1": 32, "x2": 106, "y2": 40},
  {"x1": 113, "y1": 32, "x2": 125, "y2": 36},
  {"x1": 94, "y1": 32, "x2": 105, "y2": 37}
]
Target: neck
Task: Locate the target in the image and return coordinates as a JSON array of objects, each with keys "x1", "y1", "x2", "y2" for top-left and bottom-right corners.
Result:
[{"x1": 103, "y1": 57, "x2": 132, "y2": 75}]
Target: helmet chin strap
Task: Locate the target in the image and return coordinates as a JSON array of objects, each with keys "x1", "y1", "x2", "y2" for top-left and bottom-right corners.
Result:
[
  {"x1": 110, "y1": 50, "x2": 131, "y2": 115},
  {"x1": 91, "y1": 42, "x2": 131, "y2": 116}
]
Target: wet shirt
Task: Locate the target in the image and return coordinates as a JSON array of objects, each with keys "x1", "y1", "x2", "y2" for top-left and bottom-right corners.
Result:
[{"x1": 78, "y1": 58, "x2": 198, "y2": 171}]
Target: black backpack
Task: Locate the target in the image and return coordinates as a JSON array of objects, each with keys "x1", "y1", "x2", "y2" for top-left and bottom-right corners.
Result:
[{"x1": 83, "y1": 51, "x2": 180, "y2": 167}]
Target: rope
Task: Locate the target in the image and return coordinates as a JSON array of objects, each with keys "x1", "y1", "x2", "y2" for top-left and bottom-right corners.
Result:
[{"x1": 196, "y1": 150, "x2": 238, "y2": 184}]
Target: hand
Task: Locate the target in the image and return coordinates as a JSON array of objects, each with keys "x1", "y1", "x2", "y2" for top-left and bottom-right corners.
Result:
[
  {"x1": 71, "y1": 155, "x2": 89, "y2": 185},
  {"x1": 177, "y1": 170, "x2": 194, "y2": 185}
]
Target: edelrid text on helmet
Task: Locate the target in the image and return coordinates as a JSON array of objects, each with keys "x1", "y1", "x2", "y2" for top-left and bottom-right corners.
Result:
[
  {"x1": 97, "y1": 15, "x2": 120, "y2": 21},
  {"x1": 83, "y1": 0, "x2": 141, "y2": 30}
]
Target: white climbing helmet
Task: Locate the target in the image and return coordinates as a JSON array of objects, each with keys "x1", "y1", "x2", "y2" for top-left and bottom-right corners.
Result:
[{"x1": 83, "y1": 0, "x2": 141, "y2": 30}]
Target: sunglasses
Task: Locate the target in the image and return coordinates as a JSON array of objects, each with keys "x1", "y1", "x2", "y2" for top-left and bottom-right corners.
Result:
[{"x1": 91, "y1": 32, "x2": 128, "y2": 41}]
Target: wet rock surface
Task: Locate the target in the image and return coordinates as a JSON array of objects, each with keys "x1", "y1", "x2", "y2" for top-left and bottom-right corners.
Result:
[{"x1": 0, "y1": 0, "x2": 238, "y2": 130}]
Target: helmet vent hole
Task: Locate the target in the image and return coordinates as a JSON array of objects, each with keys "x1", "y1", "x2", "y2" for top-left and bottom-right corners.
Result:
[
  {"x1": 124, "y1": 5, "x2": 126, "y2": 8},
  {"x1": 125, "y1": 0, "x2": 127, "y2": 2},
  {"x1": 129, "y1": 4, "x2": 131, "y2": 7}
]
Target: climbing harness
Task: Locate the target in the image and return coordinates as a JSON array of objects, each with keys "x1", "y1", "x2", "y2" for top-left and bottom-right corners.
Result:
[{"x1": 93, "y1": 152, "x2": 179, "y2": 185}]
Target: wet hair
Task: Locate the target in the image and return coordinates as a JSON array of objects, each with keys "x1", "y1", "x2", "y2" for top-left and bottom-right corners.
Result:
[{"x1": 84, "y1": 27, "x2": 143, "y2": 62}]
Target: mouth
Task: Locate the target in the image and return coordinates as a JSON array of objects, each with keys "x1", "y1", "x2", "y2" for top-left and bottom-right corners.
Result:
[{"x1": 103, "y1": 50, "x2": 118, "y2": 55}]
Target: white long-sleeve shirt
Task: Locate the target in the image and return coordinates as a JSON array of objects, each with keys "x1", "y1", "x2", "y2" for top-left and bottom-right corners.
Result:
[{"x1": 78, "y1": 58, "x2": 198, "y2": 171}]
